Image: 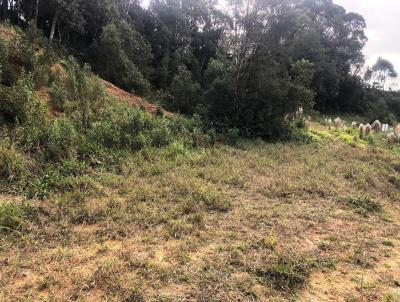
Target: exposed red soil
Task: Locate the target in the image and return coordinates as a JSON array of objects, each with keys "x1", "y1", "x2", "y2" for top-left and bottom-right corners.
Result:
[
  {"x1": 102, "y1": 80, "x2": 172, "y2": 116},
  {"x1": 0, "y1": 28, "x2": 13, "y2": 38}
]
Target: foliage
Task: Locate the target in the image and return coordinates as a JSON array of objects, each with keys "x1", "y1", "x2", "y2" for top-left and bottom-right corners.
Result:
[
  {"x1": 94, "y1": 21, "x2": 152, "y2": 95},
  {"x1": 254, "y1": 253, "x2": 312, "y2": 291},
  {"x1": 16, "y1": 98, "x2": 49, "y2": 151},
  {"x1": 371, "y1": 57, "x2": 398, "y2": 89},
  {"x1": 1, "y1": 0, "x2": 398, "y2": 135},
  {"x1": 168, "y1": 66, "x2": 201, "y2": 114},
  {"x1": 341, "y1": 195, "x2": 382, "y2": 213},
  {"x1": 0, "y1": 201, "x2": 36, "y2": 233},
  {"x1": 47, "y1": 117, "x2": 77, "y2": 161},
  {"x1": 0, "y1": 146, "x2": 29, "y2": 182},
  {"x1": 0, "y1": 73, "x2": 35, "y2": 146}
]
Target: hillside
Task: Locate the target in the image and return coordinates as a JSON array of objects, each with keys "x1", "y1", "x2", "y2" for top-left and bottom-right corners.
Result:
[
  {"x1": 1, "y1": 2, "x2": 400, "y2": 301},
  {"x1": 1, "y1": 121, "x2": 400, "y2": 301},
  {"x1": 102, "y1": 80, "x2": 171, "y2": 116},
  {"x1": 0, "y1": 26, "x2": 167, "y2": 117}
]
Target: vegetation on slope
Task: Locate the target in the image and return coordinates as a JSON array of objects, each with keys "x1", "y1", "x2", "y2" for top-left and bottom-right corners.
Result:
[
  {"x1": 0, "y1": 0, "x2": 399, "y2": 138},
  {"x1": 0, "y1": 1, "x2": 400, "y2": 301},
  {"x1": 0, "y1": 24, "x2": 216, "y2": 200}
]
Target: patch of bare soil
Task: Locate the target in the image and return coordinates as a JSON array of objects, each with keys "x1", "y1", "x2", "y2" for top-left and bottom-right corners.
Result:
[{"x1": 102, "y1": 80, "x2": 172, "y2": 116}]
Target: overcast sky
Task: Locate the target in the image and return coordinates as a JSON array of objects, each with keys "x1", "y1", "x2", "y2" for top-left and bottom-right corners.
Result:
[{"x1": 334, "y1": 0, "x2": 400, "y2": 87}]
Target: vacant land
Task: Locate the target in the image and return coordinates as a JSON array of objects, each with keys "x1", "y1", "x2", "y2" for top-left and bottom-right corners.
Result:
[{"x1": 1, "y1": 124, "x2": 400, "y2": 302}]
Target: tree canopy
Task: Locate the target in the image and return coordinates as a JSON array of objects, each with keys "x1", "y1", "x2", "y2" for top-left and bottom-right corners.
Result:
[{"x1": 0, "y1": 0, "x2": 398, "y2": 137}]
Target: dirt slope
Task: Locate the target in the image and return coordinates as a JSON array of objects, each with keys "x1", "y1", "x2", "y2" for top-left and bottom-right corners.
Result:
[{"x1": 102, "y1": 80, "x2": 171, "y2": 116}]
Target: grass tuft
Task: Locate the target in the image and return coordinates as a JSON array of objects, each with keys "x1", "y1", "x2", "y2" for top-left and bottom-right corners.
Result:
[
  {"x1": 254, "y1": 253, "x2": 312, "y2": 291},
  {"x1": 341, "y1": 195, "x2": 382, "y2": 213},
  {"x1": 0, "y1": 201, "x2": 36, "y2": 233}
]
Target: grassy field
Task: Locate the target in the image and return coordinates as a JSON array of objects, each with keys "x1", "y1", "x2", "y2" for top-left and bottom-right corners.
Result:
[{"x1": 1, "y1": 123, "x2": 400, "y2": 302}]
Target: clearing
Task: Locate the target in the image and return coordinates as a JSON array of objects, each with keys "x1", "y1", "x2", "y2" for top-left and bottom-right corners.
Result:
[{"x1": 1, "y1": 123, "x2": 400, "y2": 301}]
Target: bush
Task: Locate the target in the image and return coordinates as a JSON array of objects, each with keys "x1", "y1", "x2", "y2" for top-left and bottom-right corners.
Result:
[
  {"x1": 49, "y1": 82, "x2": 68, "y2": 111},
  {"x1": 150, "y1": 123, "x2": 172, "y2": 147},
  {"x1": 226, "y1": 128, "x2": 240, "y2": 145},
  {"x1": 0, "y1": 73, "x2": 35, "y2": 146},
  {"x1": 25, "y1": 159, "x2": 91, "y2": 199},
  {"x1": 0, "y1": 146, "x2": 28, "y2": 181},
  {"x1": 16, "y1": 98, "x2": 49, "y2": 151},
  {"x1": 0, "y1": 201, "x2": 36, "y2": 234},
  {"x1": 294, "y1": 116, "x2": 307, "y2": 129},
  {"x1": 47, "y1": 117, "x2": 77, "y2": 161},
  {"x1": 62, "y1": 57, "x2": 106, "y2": 130}
]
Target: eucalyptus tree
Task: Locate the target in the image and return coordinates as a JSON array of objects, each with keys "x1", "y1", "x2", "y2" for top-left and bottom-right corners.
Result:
[{"x1": 371, "y1": 57, "x2": 398, "y2": 90}]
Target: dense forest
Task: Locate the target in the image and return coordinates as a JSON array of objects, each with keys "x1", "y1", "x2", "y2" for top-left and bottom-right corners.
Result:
[{"x1": 0, "y1": 0, "x2": 399, "y2": 138}]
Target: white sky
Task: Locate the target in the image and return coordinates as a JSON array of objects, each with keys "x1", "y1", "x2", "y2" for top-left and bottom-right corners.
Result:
[{"x1": 334, "y1": 0, "x2": 400, "y2": 88}]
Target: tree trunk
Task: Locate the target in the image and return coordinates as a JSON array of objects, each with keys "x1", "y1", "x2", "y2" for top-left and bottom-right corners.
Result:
[
  {"x1": 8, "y1": 126, "x2": 14, "y2": 150},
  {"x1": 2, "y1": 0, "x2": 8, "y2": 21},
  {"x1": 34, "y1": 0, "x2": 39, "y2": 25},
  {"x1": 48, "y1": 8, "x2": 60, "y2": 47}
]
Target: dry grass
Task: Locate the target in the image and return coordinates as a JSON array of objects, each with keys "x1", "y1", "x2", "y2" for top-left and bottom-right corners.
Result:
[{"x1": 1, "y1": 123, "x2": 400, "y2": 301}]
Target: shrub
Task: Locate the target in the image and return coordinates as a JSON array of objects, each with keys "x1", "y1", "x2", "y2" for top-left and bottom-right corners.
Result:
[
  {"x1": 191, "y1": 127, "x2": 217, "y2": 147},
  {"x1": 163, "y1": 141, "x2": 188, "y2": 159},
  {"x1": 131, "y1": 132, "x2": 149, "y2": 151},
  {"x1": 47, "y1": 117, "x2": 77, "y2": 161},
  {"x1": 0, "y1": 201, "x2": 36, "y2": 234},
  {"x1": 0, "y1": 146, "x2": 28, "y2": 181},
  {"x1": 49, "y1": 81, "x2": 68, "y2": 111},
  {"x1": 150, "y1": 123, "x2": 172, "y2": 147},
  {"x1": 294, "y1": 116, "x2": 307, "y2": 129},
  {"x1": 62, "y1": 57, "x2": 106, "y2": 130},
  {"x1": 25, "y1": 176, "x2": 51, "y2": 200},
  {"x1": 25, "y1": 160, "x2": 90, "y2": 199},
  {"x1": 226, "y1": 128, "x2": 240, "y2": 145},
  {"x1": 0, "y1": 73, "x2": 34, "y2": 147},
  {"x1": 16, "y1": 98, "x2": 49, "y2": 151}
]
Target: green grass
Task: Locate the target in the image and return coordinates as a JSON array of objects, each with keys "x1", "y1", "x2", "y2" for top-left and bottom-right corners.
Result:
[
  {"x1": 341, "y1": 195, "x2": 382, "y2": 213},
  {"x1": 0, "y1": 121, "x2": 399, "y2": 301},
  {"x1": 253, "y1": 253, "x2": 312, "y2": 291},
  {"x1": 0, "y1": 201, "x2": 36, "y2": 233}
]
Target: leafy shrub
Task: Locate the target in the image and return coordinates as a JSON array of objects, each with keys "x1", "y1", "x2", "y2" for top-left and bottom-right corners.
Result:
[
  {"x1": 25, "y1": 159, "x2": 90, "y2": 199},
  {"x1": 47, "y1": 117, "x2": 77, "y2": 161},
  {"x1": 0, "y1": 146, "x2": 28, "y2": 181},
  {"x1": 291, "y1": 129, "x2": 318, "y2": 144},
  {"x1": 26, "y1": 176, "x2": 51, "y2": 200},
  {"x1": 294, "y1": 116, "x2": 307, "y2": 129},
  {"x1": 0, "y1": 201, "x2": 36, "y2": 234},
  {"x1": 49, "y1": 82, "x2": 68, "y2": 111},
  {"x1": 191, "y1": 127, "x2": 217, "y2": 147},
  {"x1": 62, "y1": 57, "x2": 106, "y2": 130},
  {"x1": 162, "y1": 141, "x2": 188, "y2": 159},
  {"x1": 131, "y1": 132, "x2": 149, "y2": 150},
  {"x1": 16, "y1": 98, "x2": 49, "y2": 151},
  {"x1": 150, "y1": 123, "x2": 172, "y2": 147},
  {"x1": 0, "y1": 73, "x2": 35, "y2": 146},
  {"x1": 226, "y1": 128, "x2": 240, "y2": 145}
]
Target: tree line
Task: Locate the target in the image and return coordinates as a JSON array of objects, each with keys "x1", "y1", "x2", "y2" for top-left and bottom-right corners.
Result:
[{"x1": 1, "y1": 0, "x2": 399, "y2": 138}]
